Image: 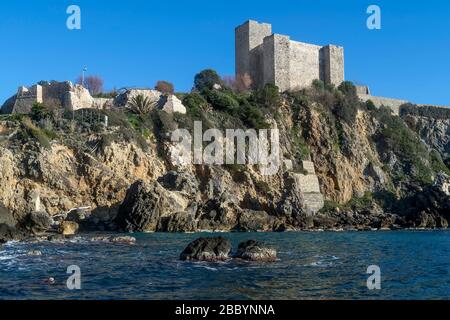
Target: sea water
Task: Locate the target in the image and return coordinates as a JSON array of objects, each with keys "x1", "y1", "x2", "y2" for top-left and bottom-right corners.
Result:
[{"x1": 0, "y1": 231, "x2": 449, "y2": 299}]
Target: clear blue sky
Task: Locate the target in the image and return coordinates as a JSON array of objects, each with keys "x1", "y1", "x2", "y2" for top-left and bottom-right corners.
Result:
[{"x1": 0, "y1": 0, "x2": 449, "y2": 105}]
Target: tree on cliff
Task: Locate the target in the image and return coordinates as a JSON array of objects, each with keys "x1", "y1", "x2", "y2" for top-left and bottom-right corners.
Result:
[
  {"x1": 76, "y1": 75, "x2": 104, "y2": 95},
  {"x1": 155, "y1": 80, "x2": 174, "y2": 95}
]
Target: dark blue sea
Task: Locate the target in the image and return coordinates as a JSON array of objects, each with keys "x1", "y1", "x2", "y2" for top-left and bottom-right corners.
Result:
[{"x1": 0, "y1": 231, "x2": 449, "y2": 300}]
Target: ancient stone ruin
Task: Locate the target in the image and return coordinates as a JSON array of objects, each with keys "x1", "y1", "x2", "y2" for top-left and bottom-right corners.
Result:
[{"x1": 0, "y1": 81, "x2": 186, "y2": 115}]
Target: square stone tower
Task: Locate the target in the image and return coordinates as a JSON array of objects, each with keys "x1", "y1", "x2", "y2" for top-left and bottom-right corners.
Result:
[
  {"x1": 235, "y1": 20, "x2": 272, "y2": 89},
  {"x1": 235, "y1": 20, "x2": 345, "y2": 91}
]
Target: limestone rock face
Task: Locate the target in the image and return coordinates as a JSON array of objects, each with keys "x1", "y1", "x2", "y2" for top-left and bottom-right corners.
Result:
[
  {"x1": 23, "y1": 211, "x2": 52, "y2": 235},
  {"x1": 234, "y1": 240, "x2": 277, "y2": 262},
  {"x1": 63, "y1": 84, "x2": 94, "y2": 111},
  {"x1": 0, "y1": 204, "x2": 16, "y2": 227},
  {"x1": 161, "y1": 95, "x2": 187, "y2": 114},
  {"x1": 180, "y1": 237, "x2": 232, "y2": 261}
]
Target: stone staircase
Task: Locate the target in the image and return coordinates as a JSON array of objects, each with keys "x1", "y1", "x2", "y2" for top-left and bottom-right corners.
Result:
[{"x1": 292, "y1": 160, "x2": 324, "y2": 215}]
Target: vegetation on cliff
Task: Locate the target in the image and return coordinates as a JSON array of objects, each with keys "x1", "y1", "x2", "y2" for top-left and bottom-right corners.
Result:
[{"x1": 1, "y1": 69, "x2": 449, "y2": 234}]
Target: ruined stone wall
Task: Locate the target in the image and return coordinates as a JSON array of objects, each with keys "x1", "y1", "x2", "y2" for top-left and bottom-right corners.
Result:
[{"x1": 289, "y1": 40, "x2": 322, "y2": 90}]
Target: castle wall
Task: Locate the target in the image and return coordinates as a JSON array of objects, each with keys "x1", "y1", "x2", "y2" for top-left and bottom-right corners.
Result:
[
  {"x1": 235, "y1": 20, "x2": 272, "y2": 88},
  {"x1": 289, "y1": 41, "x2": 322, "y2": 90},
  {"x1": 263, "y1": 34, "x2": 291, "y2": 91},
  {"x1": 322, "y1": 45, "x2": 344, "y2": 87},
  {"x1": 358, "y1": 93, "x2": 408, "y2": 115}
]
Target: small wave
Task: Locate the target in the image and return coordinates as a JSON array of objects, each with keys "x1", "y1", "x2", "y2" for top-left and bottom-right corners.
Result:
[{"x1": 192, "y1": 264, "x2": 218, "y2": 271}]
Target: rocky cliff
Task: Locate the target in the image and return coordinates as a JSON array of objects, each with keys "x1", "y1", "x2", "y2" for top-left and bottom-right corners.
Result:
[{"x1": 0, "y1": 80, "x2": 449, "y2": 238}]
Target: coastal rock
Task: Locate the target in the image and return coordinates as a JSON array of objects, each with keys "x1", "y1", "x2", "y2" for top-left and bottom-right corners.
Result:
[
  {"x1": 0, "y1": 204, "x2": 16, "y2": 227},
  {"x1": 180, "y1": 237, "x2": 232, "y2": 261},
  {"x1": 164, "y1": 212, "x2": 197, "y2": 232},
  {"x1": 27, "y1": 250, "x2": 42, "y2": 256},
  {"x1": 235, "y1": 210, "x2": 275, "y2": 231},
  {"x1": 234, "y1": 240, "x2": 277, "y2": 262},
  {"x1": 59, "y1": 221, "x2": 79, "y2": 235},
  {"x1": 90, "y1": 236, "x2": 111, "y2": 242},
  {"x1": 115, "y1": 180, "x2": 189, "y2": 232},
  {"x1": 110, "y1": 236, "x2": 136, "y2": 244},
  {"x1": 23, "y1": 211, "x2": 52, "y2": 235},
  {"x1": 0, "y1": 224, "x2": 25, "y2": 243}
]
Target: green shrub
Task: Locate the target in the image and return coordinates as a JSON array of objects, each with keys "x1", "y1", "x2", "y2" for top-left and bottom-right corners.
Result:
[
  {"x1": 400, "y1": 104, "x2": 450, "y2": 119},
  {"x1": 205, "y1": 89, "x2": 239, "y2": 113},
  {"x1": 126, "y1": 94, "x2": 158, "y2": 115},
  {"x1": 338, "y1": 81, "x2": 357, "y2": 96},
  {"x1": 194, "y1": 69, "x2": 223, "y2": 92},
  {"x1": 155, "y1": 80, "x2": 174, "y2": 94},
  {"x1": 182, "y1": 93, "x2": 208, "y2": 119},
  {"x1": 30, "y1": 102, "x2": 53, "y2": 121},
  {"x1": 312, "y1": 79, "x2": 325, "y2": 92},
  {"x1": 430, "y1": 150, "x2": 450, "y2": 175},
  {"x1": 365, "y1": 99, "x2": 377, "y2": 111},
  {"x1": 253, "y1": 84, "x2": 280, "y2": 109},
  {"x1": 21, "y1": 117, "x2": 52, "y2": 149}
]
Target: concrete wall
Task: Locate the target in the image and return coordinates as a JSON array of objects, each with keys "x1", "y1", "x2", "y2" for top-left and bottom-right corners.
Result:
[{"x1": 289, "y1": 40, "x2": 322, "y2": 90}]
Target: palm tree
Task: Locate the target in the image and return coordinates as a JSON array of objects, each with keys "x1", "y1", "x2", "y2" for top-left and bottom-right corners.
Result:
[{"x1": 126, "y1": 94, "x2": 158, "y2": 115}]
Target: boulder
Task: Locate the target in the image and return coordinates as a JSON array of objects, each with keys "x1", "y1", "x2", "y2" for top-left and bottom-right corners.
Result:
[
  {"x1": 58, "y1": 221, "x2": 79, "y2": 235},
  {"x1": 180, "y1": 237, "x2": 232, "y2": 261},
  {"x1": 23, "y1": 211, "x2": 52, "y2": 235},
  {"x1": 115, "y1": 180, "x2": 188, "y2": 232},
  {"x1": 234, "y1": 240, "x2": 277, "y2": 262}
]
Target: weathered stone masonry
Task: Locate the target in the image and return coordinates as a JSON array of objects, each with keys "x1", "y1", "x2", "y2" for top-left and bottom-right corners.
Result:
[{"x1": 235, "y1": 20, "x2": 345, "y2": 91}]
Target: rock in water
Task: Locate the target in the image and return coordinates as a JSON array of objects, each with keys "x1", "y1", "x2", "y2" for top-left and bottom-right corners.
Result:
[
  {"x1": 58, "y1": 221, "x2": 79, "y2": 236},
  {"x1": 110, "y1": 236, "x2": 136, "y2": 244},
  {"x1": 180, "y1": 237, "x2": 232, "y2": 262},
  {"x1": 235, "y1": 240, "x2": 277, "y2": 262}
]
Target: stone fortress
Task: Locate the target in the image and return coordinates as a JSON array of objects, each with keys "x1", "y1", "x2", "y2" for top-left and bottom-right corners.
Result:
[
  {"x1": 236, "y1": 20, "x2": 344, "y2": 91},
  {"x1": 235, "y1": 20, "x2": 413, "y2": 114}
]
